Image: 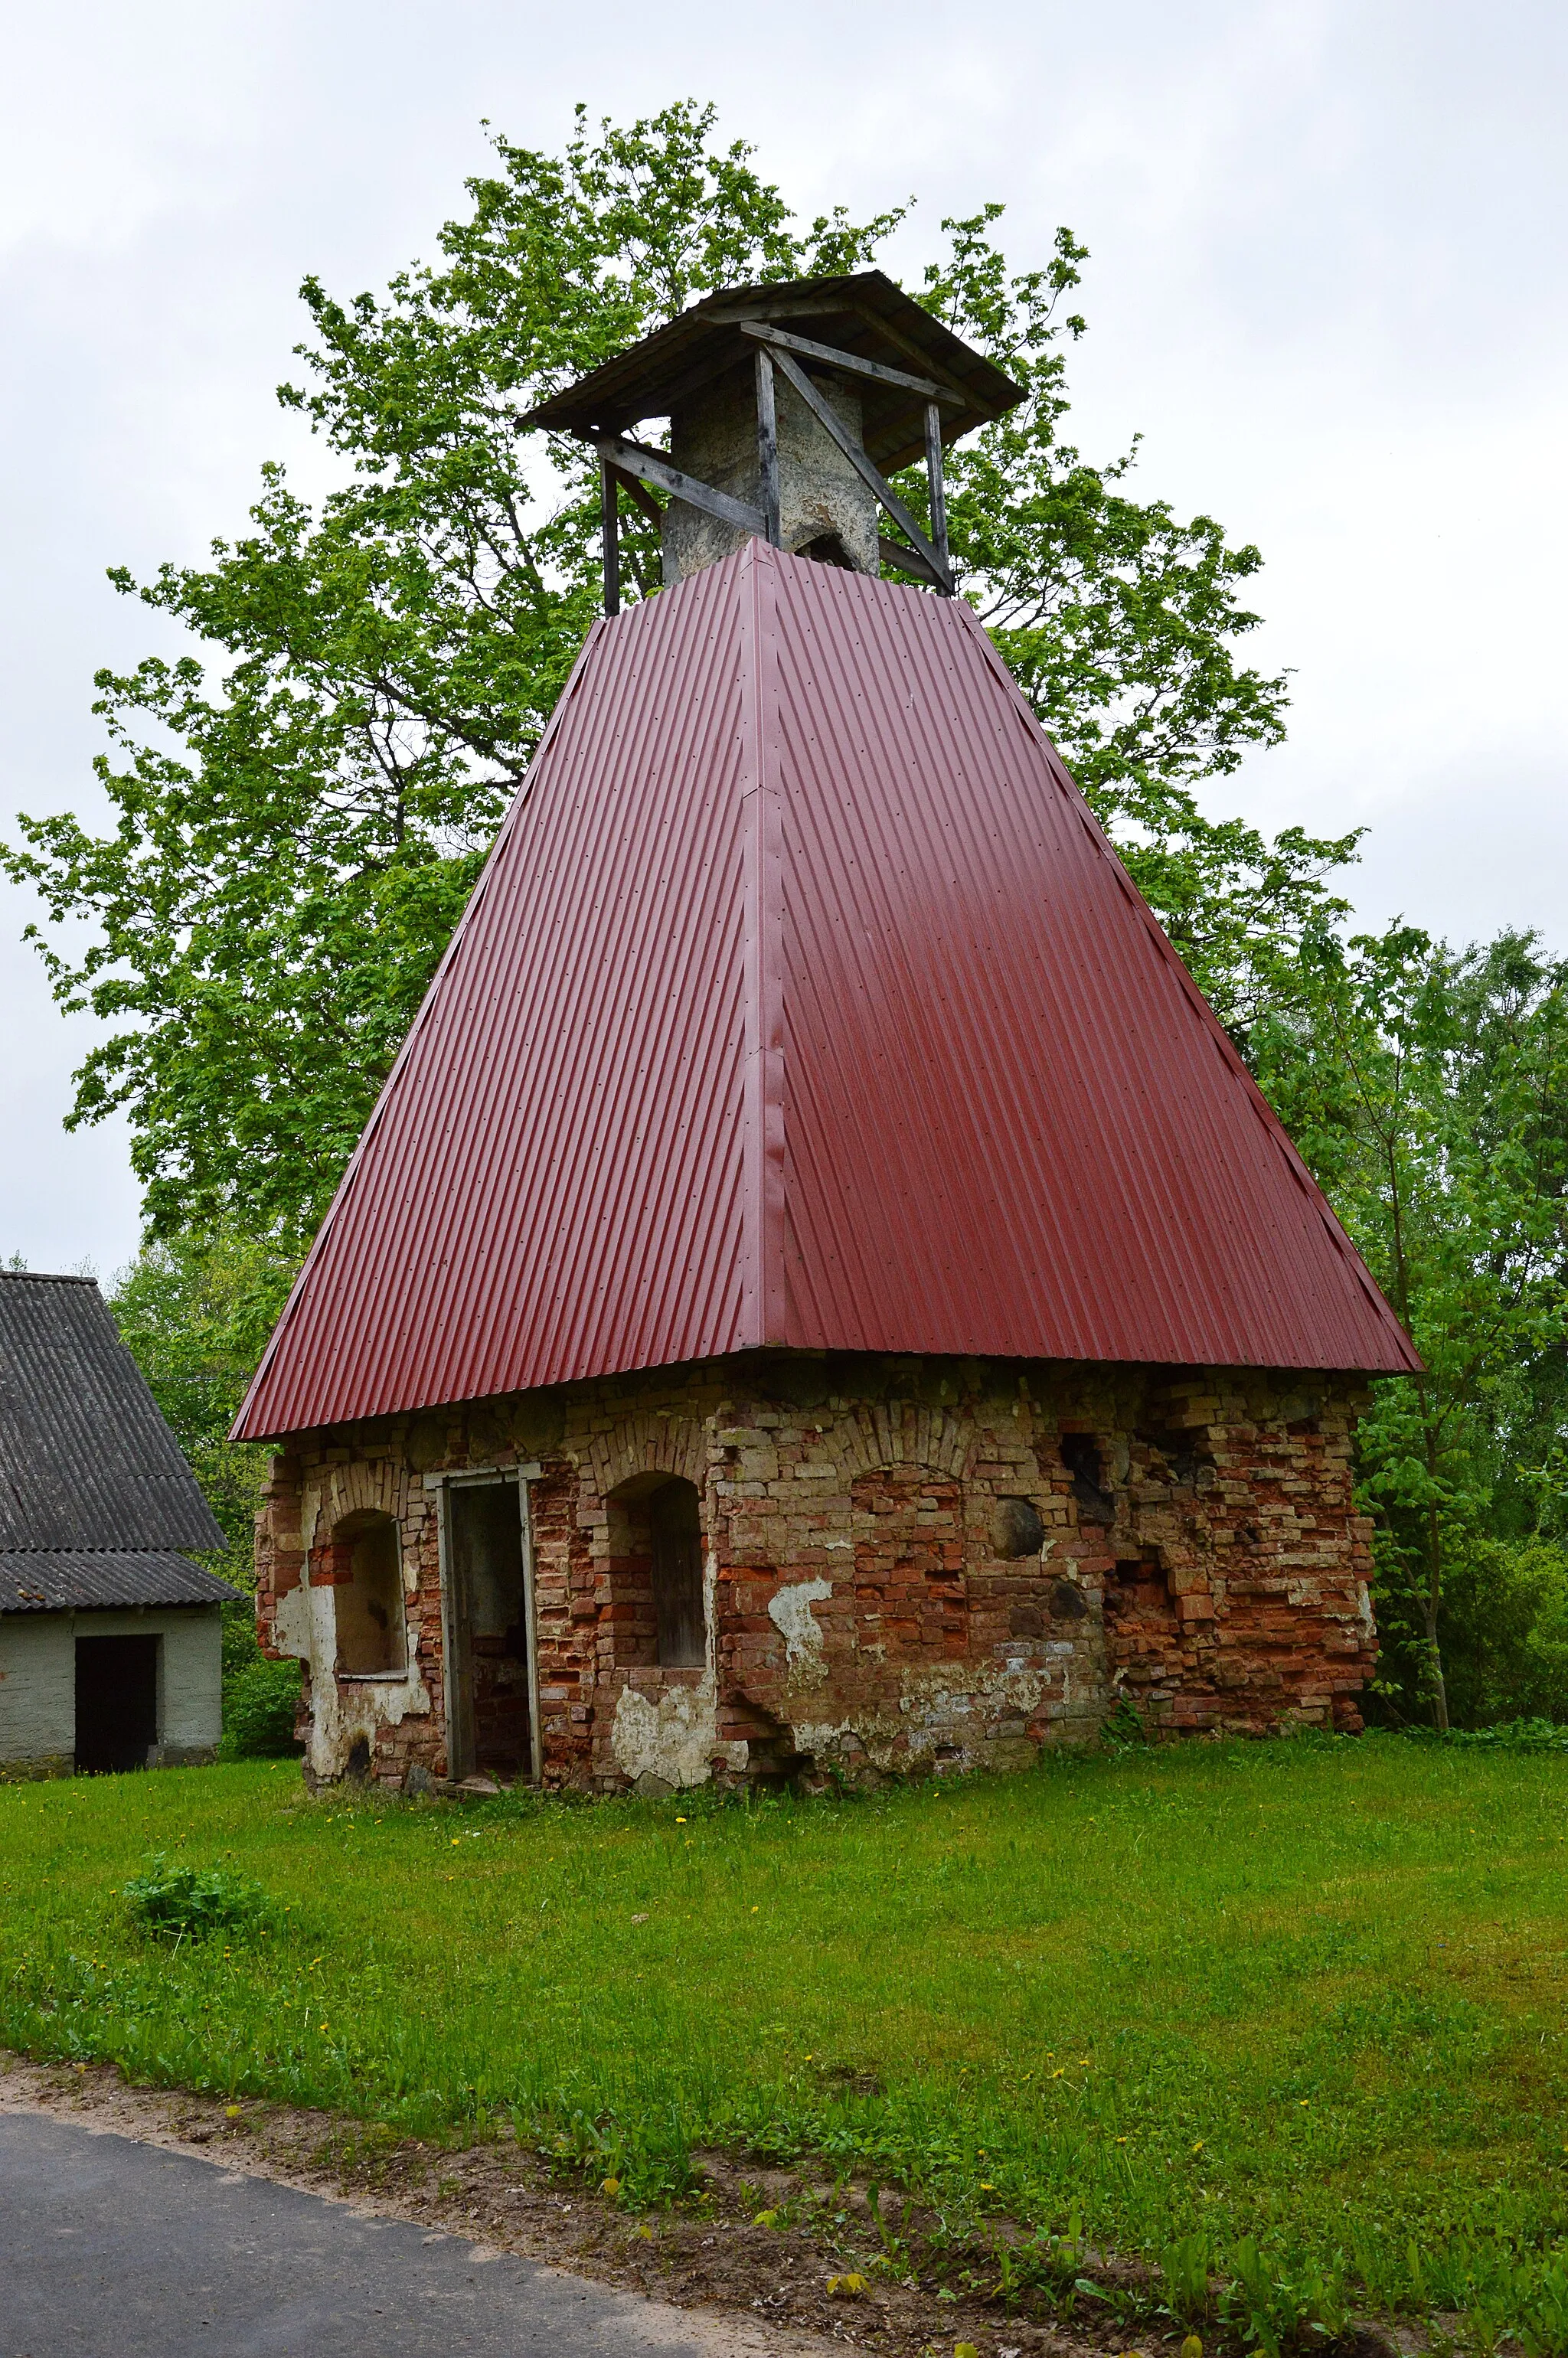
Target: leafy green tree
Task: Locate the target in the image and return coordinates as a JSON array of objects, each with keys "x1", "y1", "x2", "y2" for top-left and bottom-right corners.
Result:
[
  {"x1": 106, "y1": 1233, "x2": 300, "y2": 1752},
  {"x1": 1258, "y1": 928, "x2": 1568, "y2": 1727},
  {"x1": 106, "y1": 1229, "x2": 292, "y2": 1553},
  {"x1": 4, "y1": 100, "x2": 1337, "y2": 1249}
]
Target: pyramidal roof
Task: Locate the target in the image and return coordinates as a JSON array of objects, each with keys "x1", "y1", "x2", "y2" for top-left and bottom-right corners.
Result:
[{"x1": 234, "y1": 543, "x2": 1415, "y2": 1441}]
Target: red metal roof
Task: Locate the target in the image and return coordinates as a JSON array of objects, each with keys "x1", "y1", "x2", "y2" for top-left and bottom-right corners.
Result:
[{"x1": 234, "y1": 541, "x2": 1416, "y2": 1441}]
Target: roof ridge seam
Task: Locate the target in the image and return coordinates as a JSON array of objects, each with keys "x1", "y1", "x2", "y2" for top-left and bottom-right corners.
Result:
[{"x1": 740, "y1": 542, "x2": 786, "y2": 1347}]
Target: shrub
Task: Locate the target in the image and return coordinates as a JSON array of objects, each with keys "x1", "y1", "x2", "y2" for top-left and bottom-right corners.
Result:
[
  {"x1": 1439, "y1": 1540, "x2": 1568, "y2": 1729},
  {"x1": 221, "y1": 1657, "x2": 302, "y2": 1759},
  {"x1": 123, "y1": 1854, "x2": 271, "y2": 1941}
]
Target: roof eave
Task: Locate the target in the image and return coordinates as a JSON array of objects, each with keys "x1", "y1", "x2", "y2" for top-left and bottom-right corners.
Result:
[{"x1": 518, "y1": 269, "x2": 1025, "y2": 462}]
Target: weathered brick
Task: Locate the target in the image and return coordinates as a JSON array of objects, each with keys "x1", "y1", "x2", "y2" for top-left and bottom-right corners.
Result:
[{"x1": 253, "y1": 1357, "x2": 1378, "y2": 1788}]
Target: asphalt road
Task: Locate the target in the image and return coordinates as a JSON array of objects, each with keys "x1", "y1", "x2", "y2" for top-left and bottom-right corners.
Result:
[{"x1": 0, "y1": 2109, "x2": 751, "y2": 2358}]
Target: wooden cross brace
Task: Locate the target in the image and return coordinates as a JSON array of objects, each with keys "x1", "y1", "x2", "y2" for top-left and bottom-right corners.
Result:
[{"x1": 585, "y1": 320, "x2": 959, "y2": 614}]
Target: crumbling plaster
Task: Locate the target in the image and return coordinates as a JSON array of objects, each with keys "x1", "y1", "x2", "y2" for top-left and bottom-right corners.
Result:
[
  {"x1": 768, "y1": 1579, "x2": 833, "y2": 1674},
  {"x1": 261, "y1": 1448, "x2": 433, "y2": 1785},
  {"x1": 256, "y1": 1354, "x2": 1378, "y2": 1795}
]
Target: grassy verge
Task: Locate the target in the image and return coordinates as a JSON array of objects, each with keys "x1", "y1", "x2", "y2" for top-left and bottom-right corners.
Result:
[{"x1": 5, "y1": 1738, "x2": 1568, "y2": 2343}]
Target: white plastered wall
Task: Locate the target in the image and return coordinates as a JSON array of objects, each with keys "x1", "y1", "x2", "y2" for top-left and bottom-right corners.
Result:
[
  {"x1": 0, "y1": 1614, "x2": 74, "y2": 1765},
  {"x1": 0, "y1": 1605, "x2": 223, "y2": 1769}
]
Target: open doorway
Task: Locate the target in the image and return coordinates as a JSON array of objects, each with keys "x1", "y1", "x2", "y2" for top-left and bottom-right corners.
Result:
[
  {"x1": 443, "y1": 1479, "x2": 537, "y2": 1785},
  {"x1": 75, "y1": 1634, "x2": 158, "y2": 1772}
]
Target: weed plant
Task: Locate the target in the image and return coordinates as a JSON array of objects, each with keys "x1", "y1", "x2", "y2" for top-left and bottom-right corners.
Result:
[
  {"x1": 122, "y1": 1854, "x2": 271, "y2": 1942},
  {"x1": 3, "y1": 1737, "x2": 1568, "y2": 2343}
]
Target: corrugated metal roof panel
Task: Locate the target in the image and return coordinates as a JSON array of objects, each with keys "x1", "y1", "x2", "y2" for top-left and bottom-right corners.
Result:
[
  {"x1": 0, "y1": 1551, "x2": 240, "y2": 1613},
  {"x1": 0, "y1": 1275, "x2": 227, "y2": 1552},
  {"x1": 237, "y1": 557, "x2": 759, "y2": 1435},
  {"x1": 770, "y1": 563, "x2": 1410, "y2": 1368},
  {"x1": 234, "y1": 541, "x2": 1415, "y2": 1443}
]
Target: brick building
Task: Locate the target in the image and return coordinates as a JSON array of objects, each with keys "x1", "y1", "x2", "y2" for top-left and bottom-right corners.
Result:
[{"x1": 235, "y1": 276, "x2": 1416, "y2": 1794}]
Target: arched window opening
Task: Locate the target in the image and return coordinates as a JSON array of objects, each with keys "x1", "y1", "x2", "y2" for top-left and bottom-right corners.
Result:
[
  {"x1": 649, "y1": 1478, "x2": 704, "y2": 1667},
  {"x1": 329, "y1": 1510, "x2": 407, "y2": 1677},
  {"x1": 604, "y1": 1474, "x2": 707, "y2": 1671}
]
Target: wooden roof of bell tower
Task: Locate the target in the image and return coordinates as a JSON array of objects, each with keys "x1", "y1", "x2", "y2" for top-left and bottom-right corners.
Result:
[
  {"x1": 522, "y1": 269, "x2": 1026, "y2": 607},
  {"x1": 523, "y1": 269, "x2": 1024, "y2": 468}
]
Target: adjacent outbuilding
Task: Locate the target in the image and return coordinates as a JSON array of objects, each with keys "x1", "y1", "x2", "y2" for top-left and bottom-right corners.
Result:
[{"x1": 0, "y1": 1272, "x2": 236, "y2": 1779}]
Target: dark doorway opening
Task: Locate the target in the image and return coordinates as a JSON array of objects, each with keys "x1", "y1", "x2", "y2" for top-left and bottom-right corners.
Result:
[
  {"x1": 75, "y1": 1635, "x2": 158, "y2": 1773},
  {"x1": 446, "y1": 1482, "x2": 534, "y2": 1783},
  {"x1": 649, "y1": 1478, "x2": 704, "y2": 1667}
]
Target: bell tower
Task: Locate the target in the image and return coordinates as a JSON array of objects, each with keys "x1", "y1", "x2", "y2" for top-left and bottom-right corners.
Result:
[
  {"x1": 237, "y1": 267, "x2": 1416, "y2": 1442},
  {"x1": 521, "y1": 269, "x2": 1027, "y2": 607}
]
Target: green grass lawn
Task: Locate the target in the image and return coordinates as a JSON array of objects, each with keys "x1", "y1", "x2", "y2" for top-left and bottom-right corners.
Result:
[{"x1": 5, "y1": 1739, "x2": 1568, "y2": 2334}]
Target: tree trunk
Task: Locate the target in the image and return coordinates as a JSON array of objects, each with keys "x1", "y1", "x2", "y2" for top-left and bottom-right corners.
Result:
[
  {"x1": 1423, "y1": 1599, "x2": 1450, "y2": 1733},
  {"x1": 1423, "y1": 1471, "x2": 1449, "y2": 1734}
]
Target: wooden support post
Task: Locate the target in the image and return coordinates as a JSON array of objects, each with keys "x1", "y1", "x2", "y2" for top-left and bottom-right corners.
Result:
[
  {"x1": 755, "y1": 346, "x2": 781, "y2": 546},
  {"x1": 600, "y1": 460, "x2": 619, "y2": 618},
  {"x1": 766, "y1": 344, "x2": 952, "y2": 593},
  {"x1": 925, "y1": 401, "x2": 950, "y2": 593}
]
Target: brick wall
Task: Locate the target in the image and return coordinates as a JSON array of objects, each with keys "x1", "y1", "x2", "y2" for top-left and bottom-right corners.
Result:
[{"x1": 253, "y1": 1354, "x2": 1377, "y2": 1790}]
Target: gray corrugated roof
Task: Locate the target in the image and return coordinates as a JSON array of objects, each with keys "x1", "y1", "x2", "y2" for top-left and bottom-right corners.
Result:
[
  {"x1": 0, "y1": 1272, "x2": 227, "y2": 1553},
  {"x1": 0, "y1": 1551, "x2": 241, "y2": 1612}
]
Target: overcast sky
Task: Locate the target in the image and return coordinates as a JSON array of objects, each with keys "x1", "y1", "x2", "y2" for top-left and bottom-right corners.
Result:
[{"x1": 2, "y1": 0, "x2": 1564, "y2": 1279}]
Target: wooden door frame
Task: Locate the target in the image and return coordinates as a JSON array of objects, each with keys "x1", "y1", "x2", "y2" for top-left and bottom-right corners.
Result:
[{"x1": 427, "y1": 1462, "x2": 542, "y2": 1786}]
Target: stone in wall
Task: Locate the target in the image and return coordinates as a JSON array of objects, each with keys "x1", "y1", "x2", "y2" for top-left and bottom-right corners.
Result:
[{"x1": 662, "y1": 371, "x2": 879, "y2": 584}]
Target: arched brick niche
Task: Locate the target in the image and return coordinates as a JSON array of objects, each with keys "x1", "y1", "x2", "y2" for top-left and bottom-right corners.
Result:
[
  {"x1": 850, "y1": 1463, "x2": 968, "y2": 1663},
  {"x1": 585, "y1": 1411, "x2": 707, "y2": 1502},
  {"x1": 312, "y1": 1508, "x2": 409, "y2": 1677},
  {"x1": 601, "y1": 1471, "x2": 707, "y2": 1674},
  {"x1": 304, "y1": 1456, "x2": 409, "y2": 1551}
]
